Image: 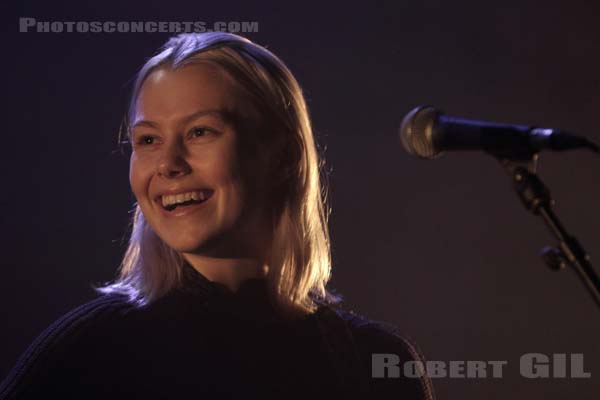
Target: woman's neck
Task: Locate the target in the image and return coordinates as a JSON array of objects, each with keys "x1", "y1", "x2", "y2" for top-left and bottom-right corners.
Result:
[{"x1": 181, "y1": 253, "x2": 269, "y2": 292}]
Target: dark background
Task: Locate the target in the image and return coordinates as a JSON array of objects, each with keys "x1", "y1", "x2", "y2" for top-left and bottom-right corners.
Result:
[{"x1": 2, "y1": 1, "x2": 599, "y2": 398}]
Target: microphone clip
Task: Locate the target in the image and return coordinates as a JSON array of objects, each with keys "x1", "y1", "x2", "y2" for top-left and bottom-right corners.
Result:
[{"x1": 498, "y1": 155, "x2": 600, "y2": 310}]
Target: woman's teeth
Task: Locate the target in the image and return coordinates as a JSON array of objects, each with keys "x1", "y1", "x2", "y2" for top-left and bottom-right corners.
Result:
[{"x1": 161, "y1": 190, "x2": 208, "y2": 208}]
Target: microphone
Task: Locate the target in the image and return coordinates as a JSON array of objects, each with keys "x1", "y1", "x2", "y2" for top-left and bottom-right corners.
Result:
[{"x1": 399, "y1": 105, "x2": 599, "y2": 160}]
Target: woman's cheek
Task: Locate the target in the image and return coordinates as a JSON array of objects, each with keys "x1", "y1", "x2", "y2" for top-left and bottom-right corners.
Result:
[{"x1": 129, "y1": 156, "x2": 152, "y2": 203}]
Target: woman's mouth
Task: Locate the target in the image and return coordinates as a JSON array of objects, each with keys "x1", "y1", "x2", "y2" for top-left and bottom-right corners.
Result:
[{"x1": 158, "y1": 189, "x2": 214, "y2": 212}]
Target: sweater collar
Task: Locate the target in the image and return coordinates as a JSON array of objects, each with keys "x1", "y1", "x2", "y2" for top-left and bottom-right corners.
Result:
[{"x1": 178, "y1": 262, "x2": 277, "y2": 319}]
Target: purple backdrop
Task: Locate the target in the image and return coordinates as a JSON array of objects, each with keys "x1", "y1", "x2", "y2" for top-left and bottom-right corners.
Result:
[{"x1": 3, "y1": 1, "x2": 600, "y2": 398}]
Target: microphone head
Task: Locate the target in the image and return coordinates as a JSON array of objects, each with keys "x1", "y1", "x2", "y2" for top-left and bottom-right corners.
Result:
[{"x1": 399, "y1": 105, "x2": 442, "y2": 159}]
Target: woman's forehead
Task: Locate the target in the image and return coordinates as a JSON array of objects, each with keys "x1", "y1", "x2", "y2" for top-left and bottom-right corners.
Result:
[{"x1": 135, "y1": 65, "x2": 233, "y2": 119}]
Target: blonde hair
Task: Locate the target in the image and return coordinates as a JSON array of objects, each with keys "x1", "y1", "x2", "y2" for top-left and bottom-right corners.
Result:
[{"x1": 97, "y1": 32, "x2": 338, "y2": 315}]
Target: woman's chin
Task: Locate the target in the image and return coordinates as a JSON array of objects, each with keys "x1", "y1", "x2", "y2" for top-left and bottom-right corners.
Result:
[
  {"x1": 163, "y1": 234, "x2": 225, "y2": 256},
  {"x1": 167, "y1": 241, "x2": 208, "y2": 254}
]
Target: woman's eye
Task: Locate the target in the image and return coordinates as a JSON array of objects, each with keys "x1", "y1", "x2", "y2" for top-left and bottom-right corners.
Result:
[
  {"x1": 191, "y1": 127, "x2": 215, "y2": 138},
  {"x1": 134, "y1": 135, "x2": 157, "y2": 146}
]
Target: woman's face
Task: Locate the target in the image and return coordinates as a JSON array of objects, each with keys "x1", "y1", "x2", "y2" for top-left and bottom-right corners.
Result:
[{"x1": 130, "y1": 64, "x2": 271, "y2": 258}]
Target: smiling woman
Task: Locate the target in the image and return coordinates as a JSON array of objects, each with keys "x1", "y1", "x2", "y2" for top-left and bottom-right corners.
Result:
[
  {"x1": 0, "y1": 33, "x2": 435, "y2": 399},
  {"x1": 127, "y1": 63, "x2": 275, "y2": 295}
]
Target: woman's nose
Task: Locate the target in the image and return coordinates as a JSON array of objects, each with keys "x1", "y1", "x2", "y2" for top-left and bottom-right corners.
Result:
[{"x1": 157, "y1": 142, "x2": 191, "y2": 178}]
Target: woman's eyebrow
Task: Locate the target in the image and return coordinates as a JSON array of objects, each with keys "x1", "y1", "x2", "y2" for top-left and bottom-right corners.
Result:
[
  {"x1": 179, "y1": 109, "x2": 228, "y2": 126},
  {"x1": 132, "y1": 109, "x2": 227, "y2": 130}
]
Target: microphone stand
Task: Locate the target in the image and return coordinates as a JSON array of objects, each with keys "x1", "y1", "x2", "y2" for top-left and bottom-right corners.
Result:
[{"x1": 498, "y1": 155, "x2": 600, "y2": 310}]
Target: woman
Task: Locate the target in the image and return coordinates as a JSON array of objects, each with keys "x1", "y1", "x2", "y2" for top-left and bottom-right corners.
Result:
[{"x1": 0, "y1": 33, "x2": 435, "y2": 399}]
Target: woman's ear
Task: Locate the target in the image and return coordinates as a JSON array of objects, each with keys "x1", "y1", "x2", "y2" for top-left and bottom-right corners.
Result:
[
  {"x1": 237, "y1": 111, "x2": 296, "y2": 189},
  {"x1": 267, "y1": 138, "x2": 299, "y2": 188}
]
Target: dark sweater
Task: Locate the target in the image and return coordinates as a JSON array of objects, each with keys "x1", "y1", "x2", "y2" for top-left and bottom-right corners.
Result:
[{"x1": 0, "y1": 265, "x2": 435, "y2": 399}]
